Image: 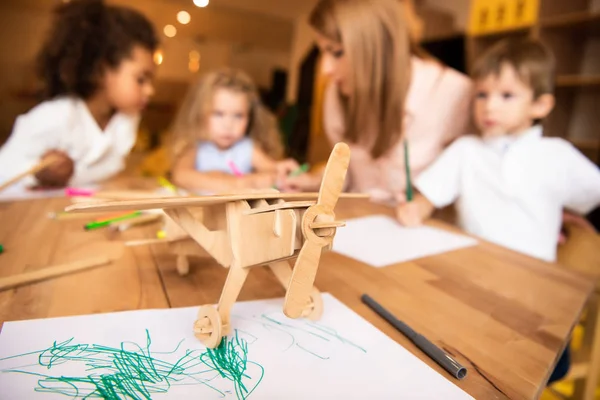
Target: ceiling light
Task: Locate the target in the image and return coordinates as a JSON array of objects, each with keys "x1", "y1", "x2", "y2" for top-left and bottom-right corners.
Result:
[
  {"x1": 177, "y1": 11, "x2": 191, "y2": 24},
  {"x1": 189, "y1": 59, "x2": 200, "y2": 73},
  {"x1": 193, "y1": 0, "x2": 209, "y2": 8},
  {"x1": 189, "y1": 50, "x2": 201, "y2": 61},
  {"x1": 153, "y1": 50, "x2": 164, "y2": 65},
  {"x1": 163, "y1": 24, "x2": 177, "y2": 38}
]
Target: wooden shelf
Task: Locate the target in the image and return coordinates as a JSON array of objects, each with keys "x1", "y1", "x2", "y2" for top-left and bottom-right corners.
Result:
[
  {"x1": 541, "y1": 11, "x2": 600, "y2": 34},
  {"x1": 470, "y1": 26, "x2": 531, "y2": 39},
  {"x1": 556, "y1": 75, "x2": 600, "y2": 87}
]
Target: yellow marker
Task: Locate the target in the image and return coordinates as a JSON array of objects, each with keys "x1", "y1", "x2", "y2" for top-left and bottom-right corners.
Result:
[
  {"x1": 157, "y1": 176, "x2": 177, "y2": 194},
  {"x1": 156, "y1": 230, "x2": 167, "y2": 239}
]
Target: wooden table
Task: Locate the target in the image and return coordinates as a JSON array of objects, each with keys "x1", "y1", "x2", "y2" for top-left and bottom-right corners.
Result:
[
  {"x1": 0, "y1": 197, "x2": 169, "y2": 321},
  {"x1": 0, "y1": 196, "x2": 594, "y2": 400}
]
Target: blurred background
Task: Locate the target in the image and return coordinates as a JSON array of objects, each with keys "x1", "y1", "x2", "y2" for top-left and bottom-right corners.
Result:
[{"x1": 0, "y1": 0, "x2": 597, "y2": 170}]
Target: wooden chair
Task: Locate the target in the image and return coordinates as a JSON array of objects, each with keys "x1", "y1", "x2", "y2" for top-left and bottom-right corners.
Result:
[{"x1": 556, "y1": 223, "x2": 600, "y2": 400}]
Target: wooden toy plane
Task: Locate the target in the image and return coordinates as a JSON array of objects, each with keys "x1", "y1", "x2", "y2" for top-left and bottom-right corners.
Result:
[{"x1": 66, "y1": 142, "x2": 363, "y2": 348}]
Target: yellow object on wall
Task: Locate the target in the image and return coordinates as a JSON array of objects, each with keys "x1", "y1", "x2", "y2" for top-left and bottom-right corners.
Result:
[{"x1": 468, "y1": 0, "x2": 539, "y2": 35}]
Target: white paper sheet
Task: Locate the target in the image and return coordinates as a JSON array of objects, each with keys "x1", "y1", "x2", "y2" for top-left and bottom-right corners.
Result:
[
  {"x1": 0, "y1": 294, "x2": 473, "y2": 399},
  {"x1": 332, "y1": 215, "x2": 478, "y2": 267}
]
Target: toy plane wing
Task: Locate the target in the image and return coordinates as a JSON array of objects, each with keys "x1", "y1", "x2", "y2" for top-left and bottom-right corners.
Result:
[{"x1": 65, "y1": 192, "x2": 368, "y2": 213}]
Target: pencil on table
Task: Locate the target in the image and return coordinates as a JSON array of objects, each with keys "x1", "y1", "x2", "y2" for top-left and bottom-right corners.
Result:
[
  {"x1": 48, "y1": 211, "x2": 116, "y2": 221},
  {"x1": 84, "y1": 211, "x2": 142, "y2": 231},
  {"x1": 0, "y1": 257, "x2": 112, "y2": 291},
  {"x1": 110, "y1": 213, "x2": 162, "y2": 232}
]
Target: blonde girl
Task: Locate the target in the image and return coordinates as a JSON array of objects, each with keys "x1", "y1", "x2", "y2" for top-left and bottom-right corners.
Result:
[{"x1": 171, "y1": 68, "x2": 285, "y2": 193}]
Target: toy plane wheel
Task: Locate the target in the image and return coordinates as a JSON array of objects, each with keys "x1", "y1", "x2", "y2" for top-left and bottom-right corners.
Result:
[{"x1": 193, "y1": 306, "x2": 222, "y2": 348}]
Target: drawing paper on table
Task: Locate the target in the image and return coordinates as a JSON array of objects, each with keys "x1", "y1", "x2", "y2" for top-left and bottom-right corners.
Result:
[
  {"x1": 332, "y1": 215, "x2": 478, "y2": 267},
  {"x1": 0, "y1": 293, "x2": 473, "y2": 400}
]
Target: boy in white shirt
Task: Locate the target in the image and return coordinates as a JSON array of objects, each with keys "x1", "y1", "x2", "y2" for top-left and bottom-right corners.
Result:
[
  {"x1": 0, "y1": 0, "x2": 158, "y2": 189},
  {"x1": 396, "y1": 38, "x2": 600, "y2": 263}
]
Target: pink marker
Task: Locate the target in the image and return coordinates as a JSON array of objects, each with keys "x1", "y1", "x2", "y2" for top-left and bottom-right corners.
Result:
[
  {"x1": 65, "y1": 187, "x2": 95, "y2": 197},
  {"x1": 227, "y1": 160, "x2": 243, "y2": 177}
]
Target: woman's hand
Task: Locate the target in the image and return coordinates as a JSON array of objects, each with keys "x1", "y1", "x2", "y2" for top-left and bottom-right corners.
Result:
[
  {"x1": 34, "y1": 150, "x2": 74, "y2": 188},
  {"x1": 275, "y1": 158, "x2": 300, "y2": 183},
  {"x1": 274, "y1": 158, "x2": 322, "y2": 192}
]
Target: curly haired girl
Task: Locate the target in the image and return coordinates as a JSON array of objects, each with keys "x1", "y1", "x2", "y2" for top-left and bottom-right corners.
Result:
[{"x1": 0, "y1": 0, "x2": 158, "y2": 189}]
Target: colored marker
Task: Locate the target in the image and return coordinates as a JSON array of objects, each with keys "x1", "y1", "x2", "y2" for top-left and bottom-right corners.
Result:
[
  {"x1": 65, "y1": 187, "x2": 95, "y2": 197},
  {"x1": 290, "y1": 163, "x2": 310, "y2": 177},
  {"x1": 110, "y1": 214, "x2": 162, "y2": 232},
  {"x1": 84, "y1": 211, "x2": 142, "y2": 231},
  {"x1": 272, "y1": 162, "x2": 311, "y2": 189},
  {"x1": 0, "y1": 244, "x2": 3, "y2": 254},
  {"x1": 227, "y1": 160, "x2": 243, "y2": 177},
  {"x1": 404, "y1": 139, "x2": 413, "y2": 201},
  {"x1": 158, "y1": 176, "x2": 177, "y2": 194},
  {"x1": 361, "y1": 294, "x2": 467, "y2": 380},
  {"x1": 93, "y1": 211, "x2": 138, "y2": 223},
  {"x1": 49, "y1": 210, "x2": 132, "y2": 221}
]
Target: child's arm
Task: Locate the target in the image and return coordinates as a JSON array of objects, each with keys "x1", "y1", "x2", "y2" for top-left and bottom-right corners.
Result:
[
  {"x1": 171, "y1": 147, "x2": 276, "y2": 193},
  {"x1": 0, "y1": 116, "x2": 74, "y2": 188},
  {"x1": 396, "y1": 137, "x2": 468, "y2": 226},
  {"x1": 252, "y1": 145, "x2": 277, "y2": 172},
  {"x1": 396, "y1": 193, "x2": 436, "y2": 227},
  {"x1": 562, "y1": 142, "x2": 600, "y2": 216}
]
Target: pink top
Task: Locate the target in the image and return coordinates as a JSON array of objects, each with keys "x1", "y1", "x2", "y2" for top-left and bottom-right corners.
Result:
[{"x1": 323, "y1": 56, "x2": 473, "y2": 203}]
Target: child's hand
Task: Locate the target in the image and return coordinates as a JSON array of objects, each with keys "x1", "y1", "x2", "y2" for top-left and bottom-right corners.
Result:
[
  {"x1": 34, "y1": 150, "x2": 74, "y2": 188},
  {"x1": 279, "y1": 173, "x2": 321, "y2": 192},
  {"x1": 275, "y1": 158, "x2": 300, "y2": 183},
  {"x1": 396, "y1": 201, "x2": 424, "y2": 227},
  {"x1": 248, "y1": 172, "x2": 276, "y2": 189}
]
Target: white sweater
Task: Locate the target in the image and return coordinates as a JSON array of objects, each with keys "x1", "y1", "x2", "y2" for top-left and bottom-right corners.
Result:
[{"x1": 0, "y1": 97, "x2": 139, "y2": 188}]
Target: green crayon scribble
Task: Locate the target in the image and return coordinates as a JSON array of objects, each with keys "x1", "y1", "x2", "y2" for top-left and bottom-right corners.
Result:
[
  {"x1": 201, "y1": 331, "x2": 264, "y2": 400},
  {"x1": 1, "y1": 312, "x2": 367, "y2": 399},
  {"x1": 232, "y1": 313, "x2": 367, "y2": 358},
  {"x1": 1, "y1": 329, "x2": 262, "y2": 400}
]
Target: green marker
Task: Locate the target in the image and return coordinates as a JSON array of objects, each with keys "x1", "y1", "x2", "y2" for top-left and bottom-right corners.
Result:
[
  {"x1": 84, "y1": 211, "x2": 142, "y2": 231},
  {"x1": 404, "y1": 140, "x2": 413, "y2": 201},
  {"x1": 272, "y1": 163, "x2": 310, "y2": 189},
  {"x1": 290, "y1": 163, "x2": 309, "y2": 177},
  {"x1": 0, "y1": 244, "x2": 3, "y2": 254}
]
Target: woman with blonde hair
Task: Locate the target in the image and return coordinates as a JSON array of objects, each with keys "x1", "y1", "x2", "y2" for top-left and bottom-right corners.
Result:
[
  {"x1": 170, "y1": 67, "x2": 285, "y2": 193},
  {"x1": 278, "y1": 0, "x2": 472, "y2": 204}
]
